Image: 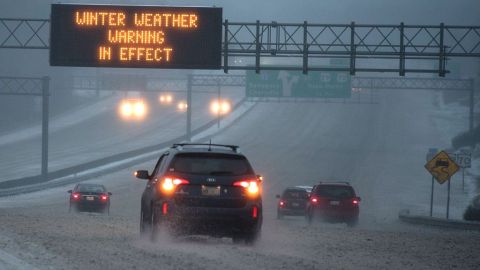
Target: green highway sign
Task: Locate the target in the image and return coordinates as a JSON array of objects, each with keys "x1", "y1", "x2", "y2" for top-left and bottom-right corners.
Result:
[{"x1": 246, "y1": 69, "x2": 351, "y2": 98}]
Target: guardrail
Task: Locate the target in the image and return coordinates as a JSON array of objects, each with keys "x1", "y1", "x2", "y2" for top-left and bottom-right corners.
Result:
[{"x1": 398, "y1": 209, "x2": 480, "y2": 231}]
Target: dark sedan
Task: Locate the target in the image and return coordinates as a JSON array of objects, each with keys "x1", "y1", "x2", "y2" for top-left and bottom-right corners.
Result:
[
  {"x1": 68, "y1": 183, "x2": 112, "y2": 214},
  {"x1": 276, "y1": 186, "x2": 312, "y2": 219}
]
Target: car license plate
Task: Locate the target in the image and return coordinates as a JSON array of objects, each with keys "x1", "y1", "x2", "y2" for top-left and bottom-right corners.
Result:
[
  {"x1": 86, "y1": 196, "x2": 94, "y2": 201},
  {"x1": 292, "y1": 202, "x2": 300, "y2": 207},
  {"x1": 201, "y1": 186, "x2": 220, "y2": 196},
  {"x1": 329, "y1": 200, "x2": 340, "y2": 206}
]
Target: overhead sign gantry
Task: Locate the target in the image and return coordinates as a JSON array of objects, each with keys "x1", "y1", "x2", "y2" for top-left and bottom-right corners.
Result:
[{"x1": 49, "y1": 4, "x2": 222, "y2": 69}]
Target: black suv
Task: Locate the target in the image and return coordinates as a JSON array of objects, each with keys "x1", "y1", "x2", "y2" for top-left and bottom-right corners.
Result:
[
  {"x1": 306, "y1": 182, "x2": 360, "y2": 227},
  {"x1": 135, "y1": 143, "x2": 262, "y2": 244}
]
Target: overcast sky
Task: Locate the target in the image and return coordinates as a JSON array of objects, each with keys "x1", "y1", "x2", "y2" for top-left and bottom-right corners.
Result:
[{"x1": 1, "y1": 0, "x2": 479, "y2": 25}]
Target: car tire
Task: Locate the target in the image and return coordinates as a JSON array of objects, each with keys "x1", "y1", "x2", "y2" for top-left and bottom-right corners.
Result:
[
  {"x1": 140, "y1": 203, "x2": 152, "y2": 236},
  {"x1": 150, "y1": 205, "x2": 160, "y2": 242},
  {"x1": 232, "y1": 235, "x2": 244, "y2": 244},
  {"x1": 306, "y1": 209, "x2": 314, "y2": 225},
  {"x1": 232, "y1": 230, "x2": 260, "y2": 245},
  {"x1": 244, "y1": 230, "x2": 260, "y2": 245},
  {"x1": 104, "y1": 206, "x2": 110, "y2": 216},
  {"x1": 347, "y1": 218, "x2": 358, "y2": 227}
]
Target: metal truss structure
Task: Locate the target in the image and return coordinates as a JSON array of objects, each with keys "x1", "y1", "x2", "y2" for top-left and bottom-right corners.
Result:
[
  {"x1": 72, "y1": 74, "x2": 246, "y2": 92},
  {"x1": 0, "y1": 76, "x2": 44, "y2": 95},
  {"x1": 190, "y1": 74, "x2": 246, "y2": 86},
  {"x1": 224, "y1": 21, "x2": 480, "y2": 75},
  {"x1": 0, "y1": 19, "x2": 49, "y2": 49},
  {"x1": 72, "y1": 74, "x2": 473, "y2": 92},
  {"x1": 1, "y1": 18, "x2": 479, "y2": 75},
  {"x1": 352, "y1": 77, "x2": 473, "y2": 91},
  {"x1": 0, "y1": 76, "x2": 50, "y2": 178}
]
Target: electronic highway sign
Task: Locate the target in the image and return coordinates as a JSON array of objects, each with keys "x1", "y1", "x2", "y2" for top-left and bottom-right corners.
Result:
[{"x1": 50, "y1": 4, "x2": 222, "y2": 69}]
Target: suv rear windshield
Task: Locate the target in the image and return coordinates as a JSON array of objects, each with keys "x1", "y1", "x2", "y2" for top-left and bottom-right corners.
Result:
[
  {"x1": 315, "y1": 185, "x2": 355, "y2": 198},
  {"x1": 283, "y1": 190, "x2": 309, "y2": 199},
  {"x1": 170, "y1": 153, "x2": 253, "y2": 176}
]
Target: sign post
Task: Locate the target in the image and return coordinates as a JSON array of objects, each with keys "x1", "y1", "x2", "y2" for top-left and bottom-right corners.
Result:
[
  {"x1": 424, "y1": 150, "x2": 459, "y2": 218},
  {"x1": 430, "y1": 175, "x2": 434, "y2": 217},
  {"x1": 426, "y1": 148, "x2": 438, "y2": 216}
]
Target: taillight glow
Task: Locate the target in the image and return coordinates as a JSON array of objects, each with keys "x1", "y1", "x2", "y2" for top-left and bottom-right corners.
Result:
[
  {"x1": 310, "y1": 196, "x2": 318, "y2": 204},
  {"x1": 233, "y1": 181, "x2": 249, "y2": 188},
  {"x1": 279, "y1": 200, "x2": 285, "y2": 207},
  {"x1": 161, "y1": 177, "x2": 189, "y2": 194},
  {"x1": 173, "y1": 178, "x2": 189, "y2": 185},
  {"x1": 72, "y1": 193, "x2": 80, "y2": 200},
  {"x1": 100, "y1": 195, "x2": 108, "y2": 201},
  {"x1": 233, "y1": 180, "x2": 260, "y2": 196},
  {"x1": 352, "y1": 199, "x2": 359, "y2": 205},
  {"x1": 252, "y1": 206, "x2": 258, "y2": 218},
  {"x1": 162, "y1": 202, "x2": 168, "y2": 215}
]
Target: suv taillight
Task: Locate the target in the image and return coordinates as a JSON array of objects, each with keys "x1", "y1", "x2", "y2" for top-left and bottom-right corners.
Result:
[
  {"x1": 310, "y1": 196, "x2": 319, "y2": 204},
  {"x1": 72, "y1": 193, "x2": 80, "y2": 200},
  {"x1": 160, "y1": 177, "x2": 189, "y2": 194},
  {"x1": 233, "y1": 180, "x2": 260, "y2": 197}
]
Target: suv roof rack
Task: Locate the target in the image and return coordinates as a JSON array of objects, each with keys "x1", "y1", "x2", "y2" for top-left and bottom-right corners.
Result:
[
  {"x1": 318, "y1": 181, "x2": 350, "y2": 185},
  {"x1": 293, "y1": 185, "x2": 313, "y2": 190},
  {"x1": 172, "y1": 143, "x2": 240, "y2": 153}
]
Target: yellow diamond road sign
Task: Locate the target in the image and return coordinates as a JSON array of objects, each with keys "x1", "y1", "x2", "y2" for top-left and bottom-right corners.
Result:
[{"x1": 425, "y1": 150, "x2": 459, "y2": 184}]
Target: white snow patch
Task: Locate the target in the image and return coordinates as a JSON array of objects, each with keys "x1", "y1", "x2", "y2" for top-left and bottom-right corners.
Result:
[{"x1": 0, "y1": 95, "x2": 119, "y2": 146}]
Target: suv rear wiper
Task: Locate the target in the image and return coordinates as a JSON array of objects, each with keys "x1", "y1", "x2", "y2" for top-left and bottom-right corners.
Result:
[{"x1": 209, "y1": 171, "x2": 234, "y2": 175}]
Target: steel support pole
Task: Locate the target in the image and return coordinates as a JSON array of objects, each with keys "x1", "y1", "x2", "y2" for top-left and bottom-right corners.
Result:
[
  {"x1": 430, "y1": 176, "x2": 434, "y2": 217},
  {"x1": 446, "y1": 178, "x2": 451, "y2": 219},
  {"x1": 186, "y1": 74, "x2": 192, "y2": 142},
  {"x1": 41, "y1": 76, "x2": 50, "y2": 180},
  {"x1": 349, "y1": 22, "x2": 356, "y2": 76},
  {"x1": 469, "y1": 82, "x2": 474, "y2": 135},
  {"x1": 217, "y1": 82, "x2": 221, "y2": 128},
  {"x1": 223, "y1": 19, "x2": 229, "y2": 74},
  {"x1": 302, "y1": 21, "x2": 308, "y2": 75},
  {"x1": 399, "y1": 22, "x2": 405, "y2": 76},
  {"x1": 255, "y1": 20, "x2": 260, "y2": 74},
  {"x1": 438, "y1": 23, "x2": 445, "y2": 77}
]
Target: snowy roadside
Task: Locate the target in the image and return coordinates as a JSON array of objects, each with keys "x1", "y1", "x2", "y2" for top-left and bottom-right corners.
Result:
[
  {"x1": 0, "y1": 234, "x2": 41, "y2": 270},
  {"x1": 0, "y1": 95, "x2": 119, "y2": 147}
]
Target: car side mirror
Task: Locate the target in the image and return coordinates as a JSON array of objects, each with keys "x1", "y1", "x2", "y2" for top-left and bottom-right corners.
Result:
[
  {"x1": 134, "y1": 170, "x2": 150, "y2": 180},
  {"x1": 357, "y1": 197, "x2": 362, "y2": 201},
  {"x1": 275, "y1": 194, "x2": 280, "y2": 199},
  {"x1": 108, "y1": 192, "x2": 112, "y2": 196},
  {"x1": 67, "y1": 190, "x2": 72, "y2": 193}
]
